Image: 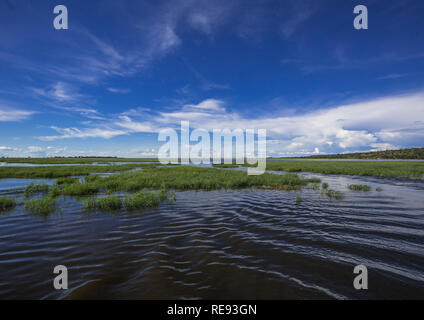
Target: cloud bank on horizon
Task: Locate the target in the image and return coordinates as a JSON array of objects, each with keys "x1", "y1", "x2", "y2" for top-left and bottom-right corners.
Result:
[{"x1": 0, "y1": 0, "x2": 423, "y2": 157}]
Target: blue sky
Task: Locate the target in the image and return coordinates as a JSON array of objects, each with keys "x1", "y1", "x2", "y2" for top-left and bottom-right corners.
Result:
[{"x1": 0, "y1": 0, "x2": 424, "y2": 157}]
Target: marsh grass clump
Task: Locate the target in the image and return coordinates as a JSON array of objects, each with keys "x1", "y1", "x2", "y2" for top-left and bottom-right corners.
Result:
[
  {"x1": 61, "y1": 182, "x2": 99, "y2": 196},
  {"x1": 296, "y1": 195, "x2": 302, "y2": 203},
  {"x1": 24, "y1": 183, "x2": 49, "y2": 197},
  {"x1": 83, "y1": 196, "x2": 123, "y2": 211},
  {"x1": 325, "y1": 189, "x2": 343, "y2": 199},
  {"x1": 212, "y1": 164, "x2": 239, "y2": 168},
  {"x1": 376, "y1": 187, "x2": 383, "y2": 192},
  {"x1": 84, "y1": 175, "x2": 101, "y2": 183},
  {"x1": 55, "y1": 177, "x2": 79, "y2": 185},
  {"x1": 49, "y1": 185, "x2": 62, "y2": 198},
  {"x1": 0, "y1": 196, "x2": 15, "y2": 212},
  {"x1": 348, "y1": 184, "x2": 371, "y2": 191},
  {"x1": 322, "y1": 182, "x2": 329, "y2": 189},
  {"x1": 124, "y1": 189, "x2": 174, "y2": 210},
  {"x1": 25, "y1": 197, "x2": 56, "y2": 215}
]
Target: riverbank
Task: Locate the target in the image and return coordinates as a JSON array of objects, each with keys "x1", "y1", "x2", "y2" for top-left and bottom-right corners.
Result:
[{"x1": 256, "y1": 160, "x2": 424, "y2": 179}]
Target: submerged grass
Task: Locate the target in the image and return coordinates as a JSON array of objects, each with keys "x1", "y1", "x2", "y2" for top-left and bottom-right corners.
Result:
[
  {"x1": 325, "y1": 189, "x2": 343, "y2": 199},
  {"x1": 348, "y1": 184, "x2": 372, "y2": 191},
  {"x1": 25, "y1": 197, "x2": 56, "y2": 215},
  {"x1": 0, "y1": 196, "x2": 15, "y2": 212},
  {"x1": 258, "y1": 160, "x2": 424, "y2": 179}
]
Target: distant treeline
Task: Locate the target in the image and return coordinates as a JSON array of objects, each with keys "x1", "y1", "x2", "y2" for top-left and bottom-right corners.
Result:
[{"x1": 305, "y1": 148, "x2": 424, "y2": 160}]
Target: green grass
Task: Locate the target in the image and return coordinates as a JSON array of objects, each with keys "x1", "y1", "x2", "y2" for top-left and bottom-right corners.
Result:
[
  {"x1": 348, "y1": 184, "x2": 372, "y2": 191},
  {"x1": 376, "y1": 187, "x2": 383, "y2": 192},
  {"x1": 87, "y1": 166, "x2": 321, "y2": 192},
  {"x1": 304, "y1": 147, "x2": 424, "y2": 160},
  {"x1": 25, "y1": 197, "x2": 56, "y2": 215},
  {"x1": 55, "y1": 177, "x2": 79, "y2": 185},
  {"x1": 24, "y1": 183, "x2": 49, "y2": 197},
  {"x1": 83, "y1": 189, "x2": 176, "y2": 212},
  {"x1": 321, "y1": 182, "x2": 329, "y2": 189},
  {"x1": 0, "y1": 157, "x2": 158, "y2": 164},
  {"x1": 124, "y1": 189, "x2": 175, "y2": 210},
  {"x1": 259, "y1": 160, "x2": 424, "y2": 179},
  {"x1": 0, "y1": 163, "x2": 162, "y2": 179},
  {"x1": 83, "y1": 196, "x2": 123, "y2": 211},
  {"x1": 0, "y1": 196, "x2": 15, "y2": 212},
  {"x1": 61, "y1": 182, "x2": 99, "y2": 196},
  {"x1": 212, "y1": 164, "x2": 240, "y2": 168}
]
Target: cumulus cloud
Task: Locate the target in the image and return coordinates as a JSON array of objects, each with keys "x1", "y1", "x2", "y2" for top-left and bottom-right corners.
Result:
[
  {"x1": 37, "y1": 93, "x2": 424, "y2": 156},
  {"x1": 0, "y1": 146, "x2": 16, "y2": 151}
]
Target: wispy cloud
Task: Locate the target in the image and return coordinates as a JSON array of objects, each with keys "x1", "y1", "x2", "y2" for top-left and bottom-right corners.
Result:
[
  {"x1": 107, "y1": 88, "x2": 131, "y2": 94},
  {"x1": 0, "y1": 105, "x2": 35, "y2": 122}
]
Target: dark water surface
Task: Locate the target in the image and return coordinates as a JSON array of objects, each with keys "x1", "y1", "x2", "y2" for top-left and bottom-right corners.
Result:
[{"x1": 0, "y1": 173, "x2": 423, "y2": 299}]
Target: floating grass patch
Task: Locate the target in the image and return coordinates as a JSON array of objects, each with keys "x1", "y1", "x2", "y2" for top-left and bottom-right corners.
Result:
[
  {"x1": 376, "y1": 187, "x2": 383, "y2": 192},
  {"x1": 24, "y1": 183, "x2": 49, "y2": 197},
  {"x1": 296, "y1": 195, "x2": 302, "y2": 203},
  {"x1": 0, "y1": 196, "x2": 15, "y2": 212},
  {"x1": 25, "y1": 198, "x2": 56, "y2": 215},
  {"x1": 348, "y1": 184, "x2": 371, "y2": 191},
  {"x1": 322, "y1": 182, "x2": 329, "y2": 189},
  {"x1": 325, "y1": 189, "x2": 343, "y2": 199}
]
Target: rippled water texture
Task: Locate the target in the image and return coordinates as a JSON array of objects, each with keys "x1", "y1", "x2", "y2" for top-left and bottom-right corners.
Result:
[{"x1": 0, "y1": 172, "x2": 423, "y2": 299}]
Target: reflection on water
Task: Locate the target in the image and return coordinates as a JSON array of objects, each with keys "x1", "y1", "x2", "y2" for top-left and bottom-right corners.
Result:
[{"x1": 0, "y1": 173, "x2": 423, "y2": 299}]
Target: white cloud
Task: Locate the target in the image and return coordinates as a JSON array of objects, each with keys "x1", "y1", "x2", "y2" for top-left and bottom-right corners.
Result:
[
  {"x1": 39, "y1": 126, "x2": 128, "y2": 141},
  {"x1": 0, "y1": 106, "x2": 35, "y2": 121},
  {"x1": 27, "y1": 146, "x2": 44, "y2": 153},
  {"x1": 37, "y1": 93, "x2": 424, "y2": 156},
  {"x1": 107, "y1": 88, "x2": 130, "y2": 94},
  {"x1": 0, "y1": 146, "x2": 16, "y2": 151}
]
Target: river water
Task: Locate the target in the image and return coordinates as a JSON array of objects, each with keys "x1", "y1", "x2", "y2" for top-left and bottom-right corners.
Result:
[{"x1": 0, "y1": 169, "x2": 423, "y2": 299}]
